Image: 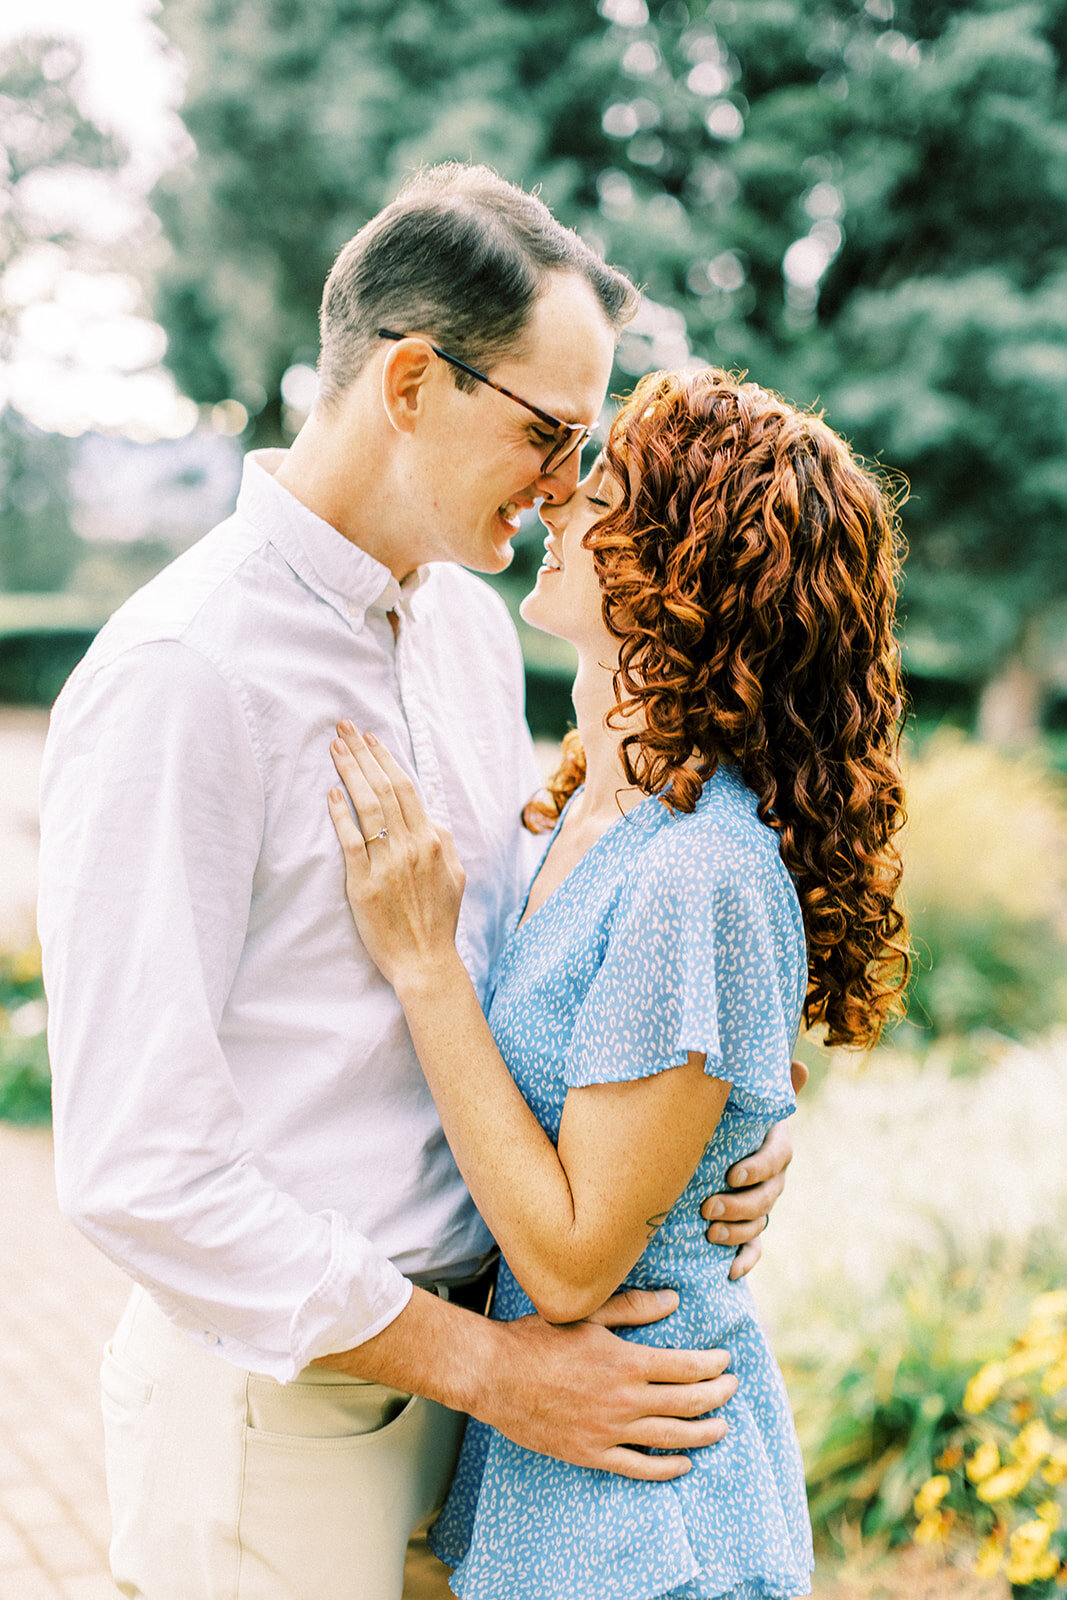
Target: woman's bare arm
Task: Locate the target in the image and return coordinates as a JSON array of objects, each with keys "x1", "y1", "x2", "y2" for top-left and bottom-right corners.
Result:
[
  {"x1": 328, "y1": 724, "x2": 730, "y2": 1323},
  {"x1": 400, "y1": 951, "x2": 728, "y2": 1322}
]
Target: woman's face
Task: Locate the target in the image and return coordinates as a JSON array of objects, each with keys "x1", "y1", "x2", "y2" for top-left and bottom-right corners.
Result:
[{"x1": 520, "y1": 457, "x2": 623, "y2": 657}]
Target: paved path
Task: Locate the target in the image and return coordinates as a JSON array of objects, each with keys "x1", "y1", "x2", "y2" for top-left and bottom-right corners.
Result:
[
  {"x1": 0, "y1": 1122, "x2": 456, "y2": 1600},
  {"x1": 0, "y1": 1123, "x2": 125, "y2": 1599}
]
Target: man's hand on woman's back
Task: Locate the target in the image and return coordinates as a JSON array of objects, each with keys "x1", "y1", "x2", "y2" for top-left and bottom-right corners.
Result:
[{"x1": 700, "y1": 1059, "x2": 808, "y2": 1280}]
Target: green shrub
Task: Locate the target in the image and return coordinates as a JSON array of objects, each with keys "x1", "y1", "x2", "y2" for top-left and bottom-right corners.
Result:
[
  {"x1": 895, "y1": 731, "x2": 1067, "y2": 1050},
  {"x1": 0, "y1": 939, "x2": 51, "y2": 1124},
  {"x1": 907, "y1": 1290, "x2": 1067, "y2": 1594},
  {"x1": 775, "y1": 1238, "x2": 1067, "y2": 1562}
]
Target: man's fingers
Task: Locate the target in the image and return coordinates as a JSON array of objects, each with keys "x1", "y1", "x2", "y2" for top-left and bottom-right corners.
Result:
[
  {"x1": 728, "y1": 1237, "x2": 763, "y2": 1280},
  {"x1": 723, "y1": 1119, "x2": 794, "y2": 1191},
  {"x1": 622, "y1": 1408, "x2": 731, "y2": 1452},
  {"x1": 706, "y1": 1215, "x2": 770, "y2": 1247},
  {"x1": 599, "y1": 1448, "x2": 694, "y2": 1482},
  {"x1": 640, "y1": 1345, "x2": 732, "y2": 1386},
  {"x1": 587, "y1": 1287, "x2": 679, "y2": 1328},
  {"x1": 701, "y1": 1172, "x2": 783, "y2": 1227},
  {"x1": 641, "y1": 1379, "x2": 736, "y2": 1419}
]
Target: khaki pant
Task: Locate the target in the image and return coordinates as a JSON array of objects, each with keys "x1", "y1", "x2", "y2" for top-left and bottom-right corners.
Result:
[{"x1": 101, "y1": 1287, "x2": 465, "y2": 1600}]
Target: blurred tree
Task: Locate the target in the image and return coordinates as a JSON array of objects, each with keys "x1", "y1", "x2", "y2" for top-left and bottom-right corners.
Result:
[
  {"x1": 149, "y1": 0, "x2": 619, "y2": 438},
  {"x1": 151, "y1": 0, "x2": 1067, "y2": 737},
  {"x1": 0, "y1": 35, "x2": 125, "y2": 344},
  {"x1": 0, "y1": 411, "x2": 78, "y2": 592},
  {"x1": 0, "y1": 35, "x2": 126, "y2": 594}
]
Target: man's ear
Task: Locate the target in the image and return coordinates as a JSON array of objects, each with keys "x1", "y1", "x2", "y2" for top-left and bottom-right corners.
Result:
[{"x1": 381, "y1": 337, "x2": 436, "y2": 436}]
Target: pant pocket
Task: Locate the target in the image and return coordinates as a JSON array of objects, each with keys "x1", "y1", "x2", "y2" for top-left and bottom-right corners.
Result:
[
  {"x1": 236, "y1": 1387, "x2": 465, "y2": 1600},
  {"x1": 100, "y1": 1342, "x2": 162, "y2": 1592},
  {"x1": 101, "y1": 1341, "x2": 155, "y2": 1416},
  {"x1": 245, "y1": 1371, "x2": 415, "y2": 1442}
]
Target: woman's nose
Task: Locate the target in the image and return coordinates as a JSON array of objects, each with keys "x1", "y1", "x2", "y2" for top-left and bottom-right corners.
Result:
[{"x1": 537, "y1": 495, "x2": 572, "y2": 534}]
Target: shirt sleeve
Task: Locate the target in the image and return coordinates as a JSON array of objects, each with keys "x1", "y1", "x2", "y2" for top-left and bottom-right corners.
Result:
[
  {"x1": 38, "y1": 640, "x2": 412, "y2": 1381},
  {"x1": 561, "y1": 822, "x2": 802, "y2": 1123}
]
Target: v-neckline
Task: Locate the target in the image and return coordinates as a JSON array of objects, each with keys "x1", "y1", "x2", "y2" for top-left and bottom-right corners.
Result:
[{"x1": 512, "y1": 787, "x2": 659, "y2": 941}]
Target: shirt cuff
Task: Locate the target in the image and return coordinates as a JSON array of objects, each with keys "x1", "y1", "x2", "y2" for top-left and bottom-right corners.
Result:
[
  {"x1": 164, "y1": 1210, "x2": 415, "y2": 1383},
  {"x1": 283, "y1": 1209, "x2": 415, "y2": 1381}
]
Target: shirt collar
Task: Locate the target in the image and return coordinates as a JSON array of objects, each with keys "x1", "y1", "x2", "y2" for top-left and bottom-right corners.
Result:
[{"x1": 236, "y1": 449, "x2": 429, "y2": 632}]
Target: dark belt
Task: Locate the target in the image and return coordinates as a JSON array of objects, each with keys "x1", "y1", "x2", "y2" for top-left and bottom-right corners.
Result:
[{"x1": 426, "y1": 1257, "x2": 498, "y2": 1317}]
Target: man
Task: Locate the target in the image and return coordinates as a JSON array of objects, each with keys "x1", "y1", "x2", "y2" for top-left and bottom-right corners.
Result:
[{"x1": 38, "y1": 165, "x2": 796, "y2": 1600}]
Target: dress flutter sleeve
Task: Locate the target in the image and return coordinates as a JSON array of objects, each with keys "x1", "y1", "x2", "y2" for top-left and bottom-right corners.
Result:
[{"x1": 560, "y1": 817, "x2": 805, "y2": 1122}]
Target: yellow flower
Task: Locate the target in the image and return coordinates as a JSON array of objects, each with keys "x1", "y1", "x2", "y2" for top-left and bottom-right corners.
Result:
[
  {"x1": 963, "y1": 1361, "x2": 1007, "y2": 1414},
  {"x1": 1030, "y1": 1291, "x2": 1067, "y2": 1323},
  {"x1": 9, "y1": 942, "x2": 42, "y2": 984},
  {"x1": 1007, "y1": 1339, "x2": 1064, "y2": 1377},
  {"x1": 1003, "y1": 1523, "x2": 1058, "y2": 1586},
  {"x1": 1043, "y1": 1441, "x2": 1067, "y2": 1485},
  {"x1": 913, "y1": 1510, "x2": 949, "y2": 1546},
  {"x1": 1043, "y1": 1357, "x2": 1067, "y2": 1395},
  {"x1": 973, "y1": 1534, "x2": 1003, "y2": 1578},
  {"x1": 935, "y1": 1444, "x2": 963, "y2": 1471},
  {"x1": 976, "y1": 1463, "x2": 1032, "y2": 1502},
  {"x1": 1005, "y1": 1552, "x2": 1040, "y2": 1586},
  {"x1": 966, "y1": 1441, "x2": 1000, "y2": 1483},
  {"x1": 1036, "y1": 1499, "x2": 1062, "y2": 1528},
  {"x1": 1010, "y1": 1518, "x2": 1053, "y2": 1561},
  {"x1": 913, "y1": 1475, "x2": 951, "y2": 1517},
  {"x1": 1012, "y1": 1419, "x2": 1054, "y2": 1466}
]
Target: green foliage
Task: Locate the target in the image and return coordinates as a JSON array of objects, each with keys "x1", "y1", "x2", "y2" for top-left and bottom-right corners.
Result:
[
  {"x1": 0, "y1": 409, "x2": 79, "y2": 593},
  {"x1": 896, "y1": 731, "x2": 1067, "y2": 1048},
  {"x1": 777, "y1": 1239, "x2": 1067, "y2": 1559},
  {"x1": 149, "y1": 0, "x2": 616, "y2": 431},
  {"x1": 0, "y1": 939, "x2": 50, "y2": 1124},
  {"x1": 0, "y1": 34, "x2": 126, "y2": 345},
  {"x1": 149, "y1": 0, "x2": 1067, "y2": 728},
  {"x1": 0, "y1": 35, "x2": 126, "y2": 598},
  {"x1": 907, "y1": 1291, "x2": 1067, "y2": 1593}
]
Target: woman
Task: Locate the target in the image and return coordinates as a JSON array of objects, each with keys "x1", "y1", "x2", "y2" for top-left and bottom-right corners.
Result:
[{"x1": 326, "y1": 367, "x2": 908, "y2": 1600}]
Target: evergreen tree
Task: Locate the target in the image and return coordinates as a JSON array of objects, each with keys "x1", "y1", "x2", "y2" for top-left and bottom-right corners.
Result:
[
  {"x1": 150, "y1": 0, "x2": 1067, "y2": 734},
  {"x1": 0, "y1": 35, "x2": 124, "y2": 593}
]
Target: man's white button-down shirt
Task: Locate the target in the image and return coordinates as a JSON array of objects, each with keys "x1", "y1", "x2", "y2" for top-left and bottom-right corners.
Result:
[{"x1": 38, "y1": 450, "x2": 543, "y2": 1381}]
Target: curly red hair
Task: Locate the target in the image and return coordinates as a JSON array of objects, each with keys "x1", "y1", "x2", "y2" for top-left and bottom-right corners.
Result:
[{"x1": 526, "y1": 367, "x2": 909, "y2": 1051}]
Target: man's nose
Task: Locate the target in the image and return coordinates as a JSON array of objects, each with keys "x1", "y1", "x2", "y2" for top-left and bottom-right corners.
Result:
[{"x1": 536, "y1": 446, "x2": 583, "y2": 504}]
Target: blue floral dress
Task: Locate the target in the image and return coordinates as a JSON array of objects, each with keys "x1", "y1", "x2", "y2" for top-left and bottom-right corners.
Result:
[{"x1": 430, "y1": 765, "x2": 815, "y2": 1600}]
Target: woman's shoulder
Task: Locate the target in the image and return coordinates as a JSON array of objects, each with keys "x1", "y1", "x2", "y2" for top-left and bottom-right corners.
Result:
[
  {"x1": 637, "y1": 766, "x2": 783, "y2": 881},
  {"x1": 611, "y1": 768, "x2": 802, "y2": 956}
]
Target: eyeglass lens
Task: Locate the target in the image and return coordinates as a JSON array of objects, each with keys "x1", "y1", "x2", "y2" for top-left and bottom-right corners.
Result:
[{"x1": 543, "y1": 429, "x2": 588, "y2": 475}]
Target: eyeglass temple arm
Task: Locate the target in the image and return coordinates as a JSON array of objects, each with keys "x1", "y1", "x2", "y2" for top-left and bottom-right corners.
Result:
[{"x1": 377, "y1": 328, "x2": 583, "y2": 438}]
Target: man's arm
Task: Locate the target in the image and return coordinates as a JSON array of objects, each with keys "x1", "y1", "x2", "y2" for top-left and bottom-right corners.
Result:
[
  {"x1": 703, "y1": 1060, "x2": 807, "y2": 1280},
  {"x1": 317, "y1": 1284, "x2": 737, "y2": 1481},
  {"x1": 39, "y1": 642, "x2": 412, "y2": 1381},
  {"x1": 40, "y1": 641, "x2": 736, "y2": 1478}
]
